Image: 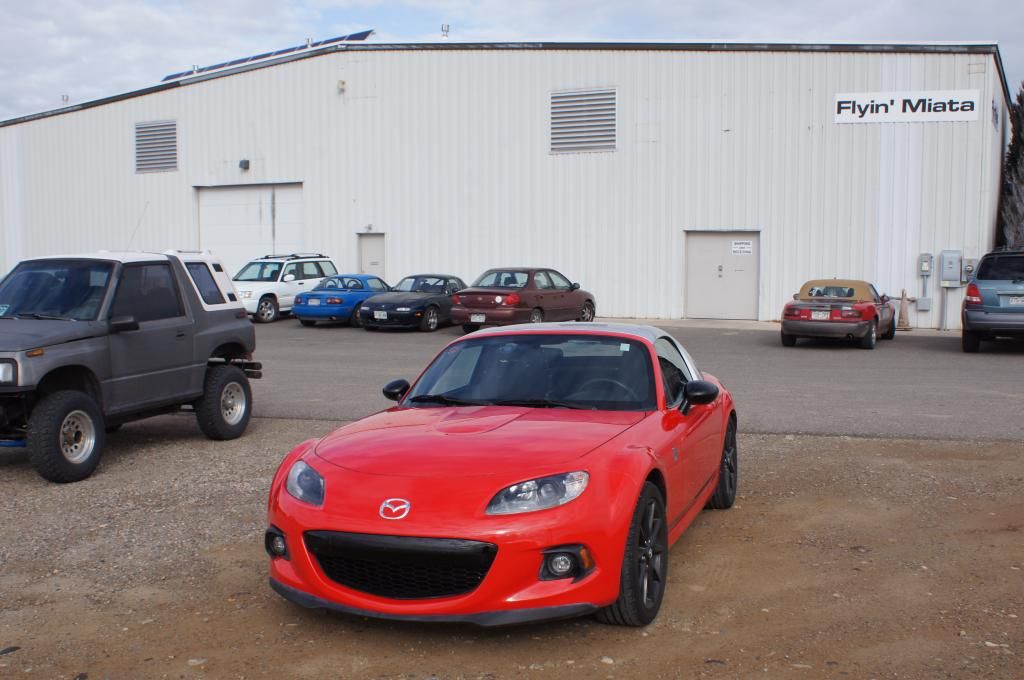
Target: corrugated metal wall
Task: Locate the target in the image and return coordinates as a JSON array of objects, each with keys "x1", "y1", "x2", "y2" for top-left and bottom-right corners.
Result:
[{"x1": 0, "y1": 46, "x2": 1009, "y2": 328}]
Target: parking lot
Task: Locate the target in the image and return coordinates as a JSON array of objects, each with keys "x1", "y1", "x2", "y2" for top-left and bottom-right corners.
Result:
[{"x1": 1, "y1": 319, "x2": 1022, "y2": 678}]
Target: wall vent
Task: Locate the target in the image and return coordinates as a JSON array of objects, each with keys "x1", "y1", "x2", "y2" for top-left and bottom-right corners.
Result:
[
  {"x1": 550, "y1": 89, "x2": 616, "y2": 153},
  {"x1": 135, "y1": 121, "x2": 177, "y2": 172}
]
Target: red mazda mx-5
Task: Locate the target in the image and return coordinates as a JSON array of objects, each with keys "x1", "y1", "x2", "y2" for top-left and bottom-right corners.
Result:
[{"x1": 266, "y1": 323, "x2": 737, "y2": 626}]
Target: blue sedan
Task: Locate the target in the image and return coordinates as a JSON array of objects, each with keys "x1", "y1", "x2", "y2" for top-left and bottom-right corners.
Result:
[{"x1": 293, "y1": 274, "x2": 390, "y2": 327}]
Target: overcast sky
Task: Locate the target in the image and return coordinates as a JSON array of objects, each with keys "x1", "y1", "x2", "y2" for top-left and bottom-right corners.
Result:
[{"x1": 1, "y1": 0, "x2": 1021, "y2": 121}]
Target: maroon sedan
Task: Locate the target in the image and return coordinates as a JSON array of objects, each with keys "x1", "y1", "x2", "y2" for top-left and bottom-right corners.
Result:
[{"x1": 451, "y1": 268, "x2": 596, "y2": 333}]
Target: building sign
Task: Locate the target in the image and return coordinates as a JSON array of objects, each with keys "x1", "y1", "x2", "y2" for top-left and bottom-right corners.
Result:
[
  {"x1": 731, "y1": 240, "x2": 753, "y2": 255},
  {"x1": 834, "y1": 90, "x2": 980, "y2": 124}
]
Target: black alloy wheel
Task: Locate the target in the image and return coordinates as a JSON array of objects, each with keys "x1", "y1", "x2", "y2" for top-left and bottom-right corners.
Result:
[
  {"x1": 350, "y1": 303, "x2": 364, "y2": 328},
  {"x1": 707, "y1": 419, "x2": 738, "y2": 510}
]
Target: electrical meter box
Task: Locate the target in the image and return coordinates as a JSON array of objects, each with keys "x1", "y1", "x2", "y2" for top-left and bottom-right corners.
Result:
[
  {"x1": 939, "y1": 250, "x2": 963, "y2": 288},
  {"x1": 917, "y1": 253, "x2": 934, "y2": 277},
  {"x1": 962, "y1": 258, "x2": 979, "y2": 282}
]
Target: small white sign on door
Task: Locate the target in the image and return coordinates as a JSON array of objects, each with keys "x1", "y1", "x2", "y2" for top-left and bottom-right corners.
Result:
[{"x1": 731, "y1": 240, "x2": 753, "y2": 255}]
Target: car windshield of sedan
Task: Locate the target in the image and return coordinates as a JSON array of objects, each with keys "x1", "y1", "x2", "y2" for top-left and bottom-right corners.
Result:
[
  {"x1": 473, "y1": 271, "x2": 529, "y2": 288},
  {"x1": 394, "y1": 276, "x2": 446, "y2": 293},
  {"x1": 406, "y1": 334, "x2": 657, "y2": 411},
  {"x1": 0, "y1": 260, "x2": 113, "y2": 321},
  {"x1": 234, "y1": 262, "x2": 282, "y2": 282}
]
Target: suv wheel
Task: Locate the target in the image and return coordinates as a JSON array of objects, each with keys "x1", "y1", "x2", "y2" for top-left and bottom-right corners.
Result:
[
  {"x1": 195, "y1": 365, "x2": 252, "y2": 440},
  {"x1": 255, "y1": 296, "x2": 279, "y2": 323},
  {"x1": 28, "y1": 390, "x2": 106, "y2": 483},
  {"x1": 962, "y1": 329, "x2": 981, "y2": 353}
]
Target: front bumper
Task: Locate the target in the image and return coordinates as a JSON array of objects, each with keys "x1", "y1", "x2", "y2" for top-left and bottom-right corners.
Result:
[
  {"x1": 270, "y1": 578, "x2": 597, "y2": 626},
  {"x1": 781, "y1": 319, "x2": 871, "y2": 339},
  {"x1": 963, "y1": 309, "x2": 1024, "y2": 336},
  {"x1": 242, "y1": 298, "x2": 260, "y2": 315},
  {"x1": 451, "y1": 307, "x2": 530, "y2": 326},
  {"x1": 358, "y1": 308, "x2": 422, "y2": 328}
]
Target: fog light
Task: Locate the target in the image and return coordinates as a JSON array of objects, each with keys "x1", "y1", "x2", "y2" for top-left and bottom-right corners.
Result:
[
  {"x1": 265, "y1": 528, "x2": 289, "y2": 559},
  {"x1": 547, "y1": 553, "x2": 576, "y2": 577},
  {"x1": 271, "y1": 536, "x2": 287, "y2": 556}
]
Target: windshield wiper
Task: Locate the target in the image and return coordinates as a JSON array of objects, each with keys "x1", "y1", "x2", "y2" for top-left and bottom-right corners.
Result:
[
  {"x1": 16, "y1": 313, "x2": 73, "y2": 321},
  {"x1": 491, "y1": 398, "x2": 589, "y2": 410},
  {"x1": 407, "y1": 394, "x2": 490, "y2": 406}
]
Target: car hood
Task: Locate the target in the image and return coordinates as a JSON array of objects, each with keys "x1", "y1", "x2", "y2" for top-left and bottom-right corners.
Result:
[
  {"x1": 365, "y1": 292, "x2": 436, "y2": 305},
  {"x1": 0, "y1": 319, "x2": 108, "y2": 351},
  {"x1": 313, "y1": 406, "x2": 645, "y2": 478}
]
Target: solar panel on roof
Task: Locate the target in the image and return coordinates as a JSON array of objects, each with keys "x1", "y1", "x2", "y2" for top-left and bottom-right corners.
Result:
[{"x1": 161, "y1": 30, "x2": 374, "y2": 82}]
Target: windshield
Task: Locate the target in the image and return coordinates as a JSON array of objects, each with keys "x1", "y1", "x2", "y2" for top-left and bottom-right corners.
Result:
[
  {"x1": 977, "y1": 254, "x2": 1024, "y2": 280},
  {"x1": 0, "y1": 260, "x2": 113, "y2": 321},
  {"x1": 406, "y1": 334, "x2": 657, "y2": 411},
  {"x1": 473, "y1": 271, "x2": 529, "y2": 289},
  {"x1": 233, "y1": 262, "x2": 281, "y2": 282},
  {"x1": 394, "y1": 276, "x2": 446, "y2": 293}
]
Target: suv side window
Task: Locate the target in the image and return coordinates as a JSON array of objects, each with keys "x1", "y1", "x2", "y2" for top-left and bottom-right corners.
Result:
[
  {"x1": 186, "y1": 263, "x2": 226, "y2": 305},
  {"x1": 320, "y1": 261, "x2": 338, "y2": 276},
  {"x1": 300, "y1": 262, "x2": 323, "y2": 280},
  {"x1": 548, "y1": 270, "x2": 573, "y2": 290},
  {"x1": 111, "y1": 263, "x2": 184, "y2": 322},
  {"x1": 367, "y1": 278, "x2": 387, "y2": 292},
  {"x1": 282, "y1": 263, "x2": 299, "y2": 281},
  {"x1": 655, "y1": 337, "x2": 689, "y2": 407}
]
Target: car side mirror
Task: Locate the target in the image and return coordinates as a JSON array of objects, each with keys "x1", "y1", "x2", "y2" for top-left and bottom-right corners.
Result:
[
  {"x1": 680, "y1": 380, "x2": 719, "y2": 415},
  {"x1": 571, "y1": 282, "x2": 581, "y2": 290},
  {"x1": 792, "y1": 293, "x2": 799, "y2": 300},
  {"x1": 283, "y1": 274, "x2": 296, "y2": 282},
  {"x1": 109, "y1": 316, "x2": 140, "y2": 333},
  {"x1": 383, "y1": 379, "x2": 410, "y2": 402},
  {"x1": 881, "y1": 294, "x2": 890, "y2": 303}
]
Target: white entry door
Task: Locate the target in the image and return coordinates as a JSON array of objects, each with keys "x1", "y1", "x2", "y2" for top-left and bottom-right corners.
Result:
[
  {"x1": 358, "y1": 233, "x2": 385, "y2": 278},
  {"x1": 198, "y1": 183, "x2": 303, "y2": 277},
  {"x1": 685, "y1": 232, "x2": 760, "y2": 319}
]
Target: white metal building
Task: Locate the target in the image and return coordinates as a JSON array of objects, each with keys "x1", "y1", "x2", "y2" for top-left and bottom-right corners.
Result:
[{"x1": 0, "y1": 40, "x2": 1013, "y2": 328}]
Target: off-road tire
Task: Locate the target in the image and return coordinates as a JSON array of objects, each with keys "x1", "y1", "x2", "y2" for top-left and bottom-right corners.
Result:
[
  {"x1": 419, "y1": 306, "x2": 440, "y2": 332},
  {"x1": 461, "y1": 324, "x2": 480, "y2": 334},
  {"x1": 255, "y1": 296, "x2": 279, "y2": 323},
  {"x1": 195, "y1": 365, "x2": 252, "y2": 440},
  {"x1": 299, "y1": 319, "x2": 316, "y2": 327},
  {"x1": 28, "y1": 390, "x2": 106, "y2": 483},
  {"x1": 780, "y1": 332, "x2": 797, "y2": 347},
  {"x1": 859, "y1": 322, "x2": 877, "y2": 350},
  {"x1": 707, "y1": 419, "x2": 738, "y2": 510},
  {"x1": 962, "y1": 329, "x2": 981, "y2": 353},
  {"x1": 595, "y1": 482, "x2": 668, "y2": 627}
]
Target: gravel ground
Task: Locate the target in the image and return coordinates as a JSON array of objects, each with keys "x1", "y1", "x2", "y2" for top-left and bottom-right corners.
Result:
[{"x1": 1, "y1": 417, "x2": 1021, "y2": 679}]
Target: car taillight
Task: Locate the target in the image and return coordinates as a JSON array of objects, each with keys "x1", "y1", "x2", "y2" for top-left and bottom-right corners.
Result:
[
  {"x1": 965, "y1": 283, "x2": 983, "y2": 306},
  {"x1": 452, "y1": 294, "x2": 461, "y2": 304},
  {"x1": 326, "y1": 297, "x2": 343, "y2": 305},
  {"x1": 783, "y1": 305, "x2": 800, "y2": 317},
  {"x1": 504, "y1": 293, "x2": 521, "y2": 306},
  {"x1": 841, "y1": 308, "x2": 863, "y2": 319},
  {"x1": 295, "y1": 296, "x2": 303, "y2": 305}
]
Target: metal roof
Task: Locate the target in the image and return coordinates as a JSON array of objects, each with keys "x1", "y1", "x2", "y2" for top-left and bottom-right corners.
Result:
[{"x1": 0, "y1": 40, "x2": 1011, "y2": 129}]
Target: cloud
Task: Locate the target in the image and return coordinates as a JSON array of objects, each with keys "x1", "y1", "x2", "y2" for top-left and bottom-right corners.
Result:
[{"x1": 0, "y1": 0, "x2": 1020, "y2": 121}]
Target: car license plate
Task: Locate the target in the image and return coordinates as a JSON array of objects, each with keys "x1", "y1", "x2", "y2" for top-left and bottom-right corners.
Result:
[
  {"x1": 1010, "y1": 296, "x2": 1024, "y2": 306},
  {"x1": 811, "y1": 311, "x2": 829, "y2": 320},
  {"x1": 374, "y1": 311, "x2": 388, "y2": 320},
  {"x1": 307, "y1": 298, "x2": 320, "y2": 306},
  {"x1": 470, "y1": 314, "x2": 486, "y2": 323}
]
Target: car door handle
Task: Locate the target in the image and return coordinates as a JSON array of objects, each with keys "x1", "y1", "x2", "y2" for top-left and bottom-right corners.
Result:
[{"x1": 175, "y1": 331, "x2": 187, "y2": 339}]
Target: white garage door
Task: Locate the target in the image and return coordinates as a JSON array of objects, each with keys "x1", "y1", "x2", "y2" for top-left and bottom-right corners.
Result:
[
  {"x1": 198, "y1": 183, "x2": 304, "y2": 277},
  {"x1": 685, "y1": 231, "x2": 760, "y2": 319}
]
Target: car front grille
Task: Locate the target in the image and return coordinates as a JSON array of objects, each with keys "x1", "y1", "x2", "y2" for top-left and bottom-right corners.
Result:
[{"x1": 304, "y1": 531, "x2": 497, "y2": 600}]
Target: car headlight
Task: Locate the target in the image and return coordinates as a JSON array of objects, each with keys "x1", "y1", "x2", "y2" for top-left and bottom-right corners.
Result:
[
  {"x1": 396, "y1": 307, "x2": 411, "y2": 312},
  {"x1": 239, "y1": 290, "x2": 253, "y2": 299},
  {"x1": 486, "y1": 471, "x2": 589, "y2": 515},
  {"x1": 0, "y1": 360, "x2": 16, "y2": 385},
  {"x1": 285, "y1": 460, "x2": 325, "y2": 506}
]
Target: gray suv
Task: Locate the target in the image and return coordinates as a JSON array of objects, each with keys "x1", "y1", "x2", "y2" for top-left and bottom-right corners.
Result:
[
  {"x1": 0, "y1": 251, "x2": 261, "y2": 482},
  {"x1": 962, "y1": 248, "x2": 1024, "y2": 352}
]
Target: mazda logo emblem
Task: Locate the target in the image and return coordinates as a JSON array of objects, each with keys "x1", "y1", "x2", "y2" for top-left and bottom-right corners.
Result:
[{"x1": 379, "y1": 498, "x2": 411, "y2": 520}]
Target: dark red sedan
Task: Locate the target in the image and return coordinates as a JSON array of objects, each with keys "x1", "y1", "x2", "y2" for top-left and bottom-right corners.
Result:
[{"x1": 451, "y1": 268, "x2": 596, "y2": 333}]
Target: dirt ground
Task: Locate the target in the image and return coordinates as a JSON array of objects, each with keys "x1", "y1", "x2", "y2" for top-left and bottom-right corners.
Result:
[{"x1": 1, "y1": 416, "x2": 1021, "y2": 679}]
